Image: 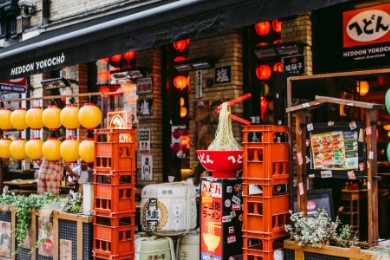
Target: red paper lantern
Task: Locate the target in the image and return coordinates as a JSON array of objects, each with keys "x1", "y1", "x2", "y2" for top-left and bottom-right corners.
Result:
[
  {"x1": 173, "y1": 75, "x2": 188, "y2": 90},
  {"x1": 99, "y1": 86, "x2": 110, "y2": 98},
  {"x1": 260, "y1": 97, "x2": 269, "y2": 120},
  {"x1": 98, "y1": 70, "x2": 111, "y2": 82},
  {"x1": 256, "y1": 42, "x2": 268, "y2": 46},
  {"x1": 273, "y1": 39, "x2": 282, "y2": 44},
  {"x1": 272, "y1": 19, "x2": 283, "y2": 33},
  {"x1": 173, "y1": 39, "x2": 190, "y2": 52},
  {"x1": 256, "y1": 65, "x2": 272, "y2": 80},
  {"x1": 255, "y1": 21, "x2": 271, "y2": 36},
  {"x1": 174, "y1": 56, "x2": 187, "y2": 62},
  {"x1": 273, "y1": 62, "x2": 283, "y2": 72},
  {"x1": 111, "y1": 54, "x2": 122, "y2": 63},
  {"x1": 123, "y1": 51, "x2": 136, "y2": 60}
]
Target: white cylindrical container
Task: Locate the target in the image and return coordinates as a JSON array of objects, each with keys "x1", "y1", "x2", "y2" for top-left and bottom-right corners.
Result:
[
  {"x1": 83, "y1": 183, "x2": 94, "y2": 215},
  {"x1": 135, "y1": 234, "x2": 175, "y2": 260}
]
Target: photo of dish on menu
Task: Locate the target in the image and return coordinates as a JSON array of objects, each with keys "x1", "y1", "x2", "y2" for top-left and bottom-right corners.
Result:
[{"x1": 311, "y1": 130, "x2": 358, "y2": 170}]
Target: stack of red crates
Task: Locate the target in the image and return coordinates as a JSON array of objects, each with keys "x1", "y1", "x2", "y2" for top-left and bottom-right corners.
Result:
[
  {"x1": 92, "y1": 129, "x2": 137, "y2": 260},
  {"x1": 242, "y1": 125, "x2": 290, "y2": 260}
]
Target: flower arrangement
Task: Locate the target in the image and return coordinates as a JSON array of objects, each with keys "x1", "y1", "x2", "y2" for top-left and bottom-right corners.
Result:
[{"x1": 284, "y1": 208, "x2": 358, "y2": 248}]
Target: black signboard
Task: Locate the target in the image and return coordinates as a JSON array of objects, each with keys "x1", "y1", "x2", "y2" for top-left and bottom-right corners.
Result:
[
  {"x1": 283, "y1": 55, "x2": 305, "y2": 75},
  {"x1": 215, "y1": 66, "x2": 231, "y2": 84}
]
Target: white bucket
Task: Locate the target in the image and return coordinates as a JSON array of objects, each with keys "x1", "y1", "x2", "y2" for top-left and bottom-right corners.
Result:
[{"x1": 82, "y1": 183, "x2": 94, "y2": 215}]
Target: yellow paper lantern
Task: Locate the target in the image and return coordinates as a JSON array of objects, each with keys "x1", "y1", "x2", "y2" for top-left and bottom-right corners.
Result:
[
  {"x1": 11, "y1": 108, "x2": 28, "y2": 131},
  {"x1": 42, "y1": 105, "x2": 62, "y2": 130},
  {"x1": 0, "y1": 138, "x2": 12, "y2": 159},
  {"x1": 60, "y1": 104, "x2": 80, "y2": 130},
  {"x1": 10, "y1": 138, "x2": 27, "y2": 161},
  {"x1": 79, "y1": 138, "x2": 94, "y2": 163},
  {"x1": 25, "y1": 138, "x2": 43, "y2": 161},
  {"x1": 78, "y1": 103, "x2": 102, "y2": 129},
  {"x1": 60, "y1": 136, "x2": 80, "y2": 163},
  {"x1": 26, "y1": 106, "x2": 44, "y2": 130},
  {"x1": 42, "y1": 138, "x2": 62, "y2": 161},
  {"x1": 0, "y1": 108, "x2": 12, "y2": 131}
]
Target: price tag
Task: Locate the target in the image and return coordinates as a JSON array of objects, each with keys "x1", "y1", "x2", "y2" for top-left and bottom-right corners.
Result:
[
  {"x1": 365, "y1": 126, "x2": 372, "y2": 136},
  {"x1": 347, "y1": 171, "x2": 356, "y2": 180},
  {"x1": 298, "y1": 182, "x2": 304, "y2": 195},
  {"x1": 307, "y1": 123, "x2": 313, "y2": 131},
  {"x1": 297, "y1": 152, "x2": 303, "y2": 165}
]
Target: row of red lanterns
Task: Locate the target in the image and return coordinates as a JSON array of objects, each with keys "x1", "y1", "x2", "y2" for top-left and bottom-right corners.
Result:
[
  {"x1": 0, "y1": 103, "x2": 102, "y2": 131},
  {"x1": 255, "y1": 62, "x2": 283, "y2": 81},
  {"x1": 0, "y1": 136, "x2": 94, "y2": 163},
  {"x1": 255, "y1": 19, "x2": 283, "y2": 36}
]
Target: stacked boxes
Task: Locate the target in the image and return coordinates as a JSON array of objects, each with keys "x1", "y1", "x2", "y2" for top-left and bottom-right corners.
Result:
[
  {"x1": 242, "y1": 125, "x2": 290, "y2": 260},
  {"x1": 93, "y1": 129, "x2": 136, "y2": 260}
]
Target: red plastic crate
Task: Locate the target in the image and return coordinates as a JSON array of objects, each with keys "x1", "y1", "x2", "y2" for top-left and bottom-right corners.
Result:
[
  {"x1": 243, "y1": 125, "x2": 289, "y2": 143},
  {"x1": 243, "y1": 143, "x2": 289, "y2": 181},
  {"x1": 93, "y1": 252, "x2": 134, "y2": 260},
  {"x1": 94, "y1": 128, "x2": 136, "y2": 144},
  {"x1": 93, "y1": 224, "x2": 135, "y2": 257},
  {"x1": 94, "y1": 171, "x2": 136, "y2": 186},
  {"x1": 94, "y1": 213, "x2": 135, "y2": 227},
  {"x1": 95, "y1": 145, "x2": 136, "y2": 171},
  {"x1": 94, "y1": 183, "x2": 136, "y2": 216},
  {"x1": 242, "y1": 195, "x2": 289, "y2": 233},
  {"x1": 242, "y1": 231, "x2": 286, "y2": 260},
  {"x1": 241, "y1": 182, "x2": 289, "y2": 197}
]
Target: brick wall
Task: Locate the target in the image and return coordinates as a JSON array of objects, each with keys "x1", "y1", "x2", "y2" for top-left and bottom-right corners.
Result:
[{"x1": 282, "y1": 13, "x2": 313, "y2": 75}]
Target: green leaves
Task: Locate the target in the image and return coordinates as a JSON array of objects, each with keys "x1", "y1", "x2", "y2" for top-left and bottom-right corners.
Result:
[{"x1": 284, "y1": 208, "x2": 358, "y2": 248}]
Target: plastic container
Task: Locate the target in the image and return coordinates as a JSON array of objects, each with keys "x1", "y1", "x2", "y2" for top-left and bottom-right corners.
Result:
[
  {"x1": 94, "y1": 183, "x2": 136, "y2": 216},
  {"x1": 93, "y1": 224, "x2": 135, "y2": 257}
]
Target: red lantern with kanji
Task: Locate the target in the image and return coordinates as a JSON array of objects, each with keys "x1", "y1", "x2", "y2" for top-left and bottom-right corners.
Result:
[
  {"x1": 123, "y1": 51, "x2": 136, "y2": 60},
  {"x1": 272, "y1": 19, "x2": 283, "y2": 33},
  {"x1": 256, "y1": 65, "x2": 272, "y2": 80},
  {"x1": 255, "y1": 21, "x2": 271, "y2": 36},
  {"x1": 173, "y1": 39, "x2": 190, "y2": 52},
  {"x1": 173, "y1": 75, "x2": 188, "y2": 90}
]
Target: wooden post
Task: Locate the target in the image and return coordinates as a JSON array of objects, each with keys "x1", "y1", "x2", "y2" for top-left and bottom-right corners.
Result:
[
  {"x1": 295, "y1": 111, "x2": 307, "y2": 215},
  {"x1": 366, "y1": 109, "x2": 379, "y2": 246}
]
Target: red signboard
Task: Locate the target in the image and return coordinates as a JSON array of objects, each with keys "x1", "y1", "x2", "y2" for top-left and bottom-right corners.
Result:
[{"x1": 343, "y1": 3, "x2": 390, "y2": 48}]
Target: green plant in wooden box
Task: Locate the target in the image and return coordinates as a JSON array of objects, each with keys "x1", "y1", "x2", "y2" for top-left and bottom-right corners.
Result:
[{"x1": 284, "y1": 208, "x2": 358, "y2": 248}]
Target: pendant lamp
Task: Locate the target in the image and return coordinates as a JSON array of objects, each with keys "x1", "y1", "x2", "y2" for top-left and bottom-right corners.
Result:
[
  {"x1": 60, "y1": 104, "x2": 80, "y2": 130},
  {"x1": 42, "y1": 105, "x2": 62, "y2": 130},
  {"x1": 60, "y1": 136, "x2": 80, "y2": 163},
  {"x1": 10, "y1": 138, "x2": 27, "y2": 161},
  {"x1": 42, "y1": 137, "x2": 62, "y2": 161},
  {"x1": 26, "y1": 106, "x2": 44, "y2": 129},
  {"x1": 78, "y1": 103, "x2": 102, "y2": 129},
  {"x1": 79, "y1": 138, "x2": 94, "y2": 163},
  {"x1": 25, "y1": 138, "x2": 44, "y2": 161},
  {"x1": 11, "y1": 108, "x2": 28, "y2": 131}
]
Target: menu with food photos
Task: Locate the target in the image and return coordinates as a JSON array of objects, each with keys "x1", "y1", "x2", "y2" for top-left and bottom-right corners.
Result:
[{"x1": 311, "y1": 130, "x2": 358, "y2": 170}]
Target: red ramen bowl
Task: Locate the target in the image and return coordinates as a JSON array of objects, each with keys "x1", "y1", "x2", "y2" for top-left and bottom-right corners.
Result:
[{"x1": 196, "y1": 150, "x2": 243, "y2": 178}]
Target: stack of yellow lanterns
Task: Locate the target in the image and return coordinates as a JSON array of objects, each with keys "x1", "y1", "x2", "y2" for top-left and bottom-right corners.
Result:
[{"x1": 0, "y1": 103, "x2": 102, "y2": 162}]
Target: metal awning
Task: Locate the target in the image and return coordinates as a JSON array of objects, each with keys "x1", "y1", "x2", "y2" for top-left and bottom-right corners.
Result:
[{"x1": 0, "y1": 0, "x2": 350, "y2": 81}]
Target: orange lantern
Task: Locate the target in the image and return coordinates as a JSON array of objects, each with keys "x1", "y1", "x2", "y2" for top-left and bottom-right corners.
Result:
[
  {"x1": 60, "y1": 136, "x2": 80, "y2": 163},
  {"x1": 26, "y1": 106, "x2": 43, "y2": 129},
  {"x1": 123, "y1": 51, "x2": 136, "y2": 60},
  {"x1": 272, "y1": 19, "x2": 283, "y2": 33},
  {"x1": 256, "y1": 42, "x2": 268, "y2": 46},
  {"x1": 273, "y1": 62, "x2": 283, "y2": 72},
  {"x1": 99, "y1": 86, "x2": 110, "y2": 98},
  {"x1": 42, "y1": 105, "x2": 62, "y2": 130},
  {"x1": 42, "y1": 137, "x2": 62, "y2": 161},
  {"x1": 25, "y1": 138, "x2": 43, "y2": 161},
  {"x1": 174, "y1": 56, "x2": 187, "y2": 62},
  {"x1": 78, "y1": 103, "x2": 102, "y2": 129},
  {"x1": 0, "y1": 138, "x2": 12, "y2": 159},
  {"x1": 356, "y1": 80, "x2": 370, "y2": 96},
  {"x1": 256, "y1": 65, "x2": 272, "y2": 80},
  {"x1": 10, "y1": 108, "x2": 28, "y2": 131},
  {"x1": 260, "y1": 97, "x2": 269, "y2": 120},
  {"x1": 180, "y1": 107, "x2": 187, "y2": 118},
  {"x1": 79, "y1": 138, "x2": 94, "y2": 163},
  {"x1": 10, "y1": 138, "x2": 27, "y2": 161},
  {"x1": 173, "y1": 75, "x2": 188, "y2": 90},
  {"x1": 0, "y1": 108, "x2": 12, "y2": 131},
  {"x1": 98, "y1": 70, "x2": 111, "y2": 82},
  {"x1": 60, "y1": 104, "x2": 80, "y2": 130},
  {"x1": 173, "y1": 39, "x2": 190, "y2": 52},
  {"x1": 255, "y1": 21, "x2": 271, "y2": 36},
  {"x1": 111, "y1": 54, "x2": 122, "y2": 63}
]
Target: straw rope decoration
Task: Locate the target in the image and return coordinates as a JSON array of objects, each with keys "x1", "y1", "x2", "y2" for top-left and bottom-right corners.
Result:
[{"x1": 207, "y1": 102, "x2": 242, "y2": 151}]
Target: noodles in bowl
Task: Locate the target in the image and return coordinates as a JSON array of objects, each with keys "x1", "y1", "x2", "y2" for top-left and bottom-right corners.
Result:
[{"x1": 196, "y1": 101, "x2": 243, "y2": 178}]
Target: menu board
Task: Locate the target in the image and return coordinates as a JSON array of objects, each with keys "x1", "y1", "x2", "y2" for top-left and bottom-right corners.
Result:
[{"x1": 310, "y1": 130, "x2": 359, "y2": 170}]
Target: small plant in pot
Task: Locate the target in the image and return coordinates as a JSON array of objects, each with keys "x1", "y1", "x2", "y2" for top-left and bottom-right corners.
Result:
[{"x1": 284, "y1": 208, "x2": 358, "y2": 248}]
